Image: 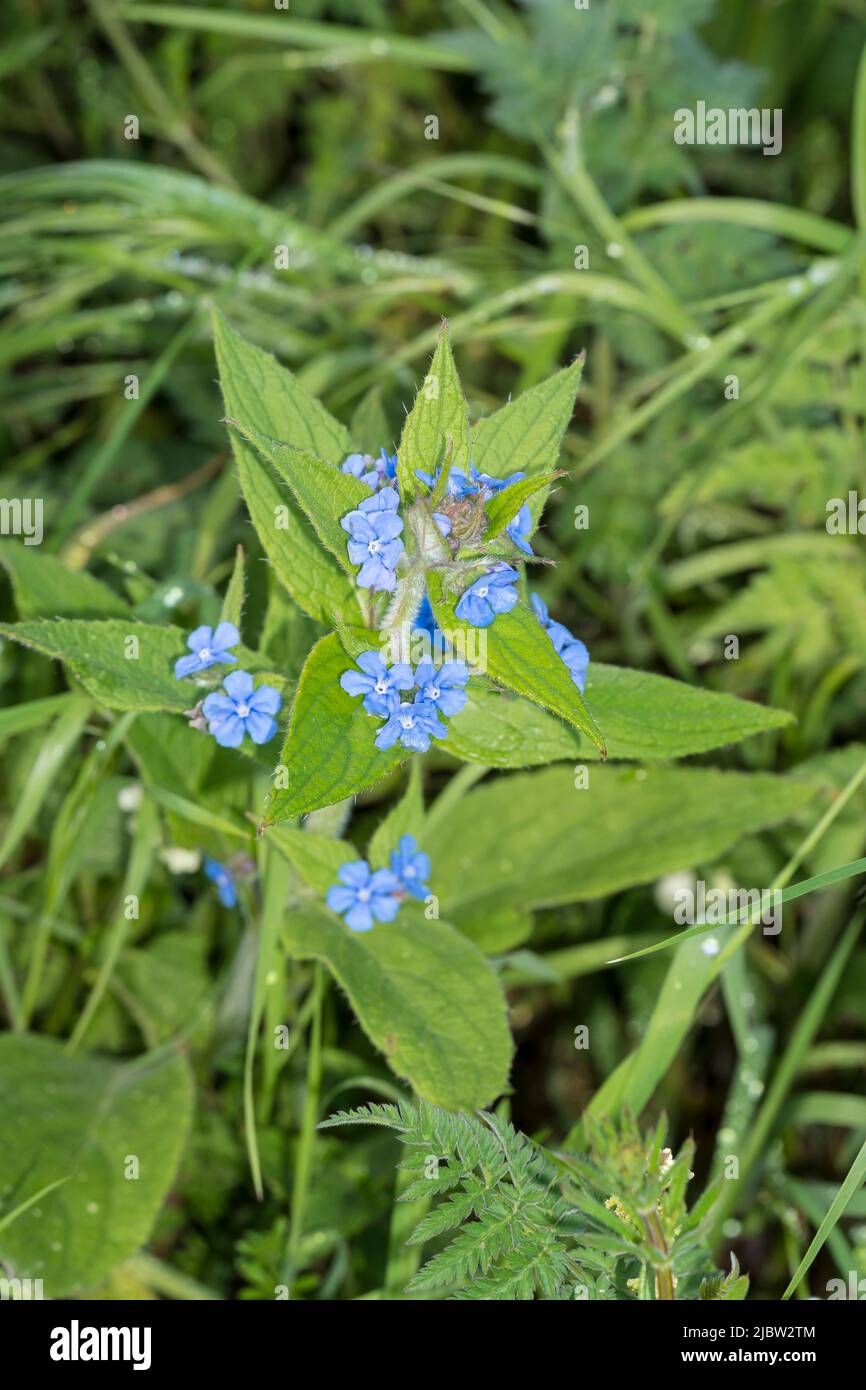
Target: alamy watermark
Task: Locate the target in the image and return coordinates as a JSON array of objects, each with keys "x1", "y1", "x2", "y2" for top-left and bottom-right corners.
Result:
[
  {"x1": 380, "y1": 620, "x2": 487, "y2": 673},
  {"x1": 673, "y1": 880, "x2": 782, "y2": 936},
  {"x1": 0, "y1": 497, "x2": 43, "y2": 545},
  {"x1": 674, "y1": 102, "x2": 782, "y2": 157}
]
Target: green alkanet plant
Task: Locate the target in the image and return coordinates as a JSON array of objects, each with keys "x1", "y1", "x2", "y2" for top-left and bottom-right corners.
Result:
[{"x1": 0, "y1": 314, "x2": 805, "y2": 1118}]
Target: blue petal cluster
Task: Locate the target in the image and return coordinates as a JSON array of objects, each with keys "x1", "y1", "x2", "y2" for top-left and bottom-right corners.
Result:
[
  {"x1": 341, "y1": 487, "x2": 404, "y2": 592},
  {"x1": 455, "y1": 564, "x2": 520, "y2": 628},
  {"x1": 174, "y1": 621, "x2": 239, "y2": 679},
  {"x1": 416, "y1": 465, "x2": 532, "y2": 553},
  {"x1": 340, "y1": 650, "x2": 469, "y2": 752},
  {"x1": 326, "y1": 835, "x2": 430, "y2": 931},
  {"x1": 341, "y1": 448, "x2": 398, "y2": 491},
  {"x1": 202, "y1": 670, "x2": 282, "y2": 747},
  {"x1": 531, "y1": 593, "x2": 590, "y2": 693}
]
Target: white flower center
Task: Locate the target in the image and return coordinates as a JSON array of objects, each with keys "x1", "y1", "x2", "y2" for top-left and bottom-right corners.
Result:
[
  {"x1": 404, "y1": 865, "x2": 415, "y2": 877},
  {"x1": 374, "y1": 678, "x2": 389, "y2": 693},
  {"x1": 476, "y1": 585, "x2": 488, "y2": 598},
  {"x1": 368, "y1": 539, "x2": 382, "y2": 554},
  {"x1": 236, "y1": 703, "x2": 250, "y2": 718},
  {"x1": 428, "y1": 686, "x2": 440, "y2": 700},
  {"x1": 199, "y1": 648, "x2": 212, "y2": 661},
  {"x1": 399, "y1": 713, "x2": 415, "y2": 729},
  {"x1": 357, "y1": 887, "x2": 371, "y2": 902}
]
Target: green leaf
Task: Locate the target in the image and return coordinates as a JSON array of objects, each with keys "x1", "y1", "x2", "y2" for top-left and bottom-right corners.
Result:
[
  {"x1": 349, "y1": 386, "x2": 394, "y2": 456},
  {"x1": 482, "y1": 471, "x2": 564, "y2": 541},
  {"x1": 264, "y1": 633, "x2": 405, "y2": 824},
  {"x1": 0, "y1": 1035, "x2": 192, "y2": 1298},
  {"x1": 397, "y1": 325, "x2": 470, "y2": 505},
  {"x1": 782, "y1": 1137, "x2": 866, "y2": 1299},
  {"x1": 227, "y1": 419, "x2": 371, "y2": 578},
  {"x1": 442, "y1": 681, "x2": 581, "y2": 768},
  {"x1": 0, "y1": 618, "x2": 281, "y2": 713},
  {"x1": 267, "y1": 824, "x2": 355, "y2": 896},
  {"x1": 424, "y1": 765, "x2": 816, "y2": 919},
  {"x1": 282, "y1": 905, "x2": 512, "y2": 1109},
  {"x1": 220, "y1": 544, "x2": 245, "y2": 629},
  {"x1": 442, "y1": 664, "x2": 793, "y2": 768},
  {"x1": 368, "y1": 762, "x2": 425, "y2": 869},
  {"x1": 0, "y1": 541, "x2": 128, "y2": 619},
  {"x1": 470, "y1": 354, "x2": 585, "y2": 480},
  {"x1": 212, "y1": 310, "x2": 360, "y2": 625},
  {"x1": 428, "y1": 575, "x2": 606, "y2": 754},
  {"x1": 0, "y1": 693, "x2": 77, "y2": 744}
]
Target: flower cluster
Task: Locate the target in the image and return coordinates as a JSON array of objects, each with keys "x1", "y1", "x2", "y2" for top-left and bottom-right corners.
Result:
[
  {"x1": 341, "y1": 448, "x2": 397, "y2": 491},
  {"x1": 417, "y1": 464, "x2": 533, "y2": 554},
  {"x1": 531, "y1": 593, "x2": 590, "y2": 693},
  {"x1": 326, "y1": 835, "x2": 431, "y2": 932},
  {"x1": 341, "y1": 486, "x2": 404, "y2": 592},
  {"x1": 340, "y1": 650, "x2": 468, "y2": 751},
  {"x1": 175, "y1": 624, "x2": 283, "y2": 748}
]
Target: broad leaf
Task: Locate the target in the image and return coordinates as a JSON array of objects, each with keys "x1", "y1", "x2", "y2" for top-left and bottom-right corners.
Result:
[
  {"x1": 228, "y1": 420, "x2": 370, "y2": 577},
  {"x1": 0, "y1": 1035, "x2": 192, "y2": 1298},
  {"x1": 442, "y1": 665, "x2": 793, "y2": 767},
  {"x1": 470, "y1": 353, "x2": 585, "y2": 480},
  {"x1": 349, "y1": 386, "x2": 394, "y2": 456},
  {"x1": 0, "y1": 542, "x2": 128, "y2": 619},
  {"x1": 212, "y1": 311, "x2": 360, "y2": 625},
  {"x1": 0, "y1": 618, "x2": 281, "y2": 714},
  {"x1": 368, "y1": 762, "x2": 425, "y2": 869},
  {"x1": 264, "y1": 633, "x2": 404, "y2": 824},
  {"x1": 282, "y1": 905, "x2": 512, "y2": 1109},
  {"x1": 267, "y1": 824, "x2": 356, "y2": 896},
  {"x1": 397, "y1": 325, "x2": 470, "y2": 505},
  {"x1": 428, "y1": 574, "x2": 605, "y2": 754},
  {"x1": 424, "y1": 765, "x2": 816, "y2": 918},
  {"x1": 483, "y1": 471, "x2": 564, "y2": 541}
]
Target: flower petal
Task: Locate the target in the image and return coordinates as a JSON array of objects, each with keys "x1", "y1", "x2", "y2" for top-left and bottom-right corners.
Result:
[
  {"x1": 186, "y1": 624, "x2": 213, "y2": 653},
  {"x1": 339, "y1": 860, "x2": 371, "y2": 889},
  {"x1": 248, "y1": 684, "x2": 282, "y2": 716},
  {"x1": 212, "y1": 621, "x2": 240, "y2": 652},
  {"x1": 223, "y1": 669, "x2": 254, "y2": 701},
  {"x1": 209, "y1": 713, "x2": 245, "y2": 748},
  {"x1": 245, "y1": 711, "x2": 278, "y2": 745}
]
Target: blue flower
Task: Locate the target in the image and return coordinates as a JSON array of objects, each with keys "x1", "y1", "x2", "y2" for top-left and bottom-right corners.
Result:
[
  {"x1": 413, "y1": 594, "x2": 438, "y2": 638},
  {"x1": 531, "y1": 590, "x2": 590, "y2": 693},
  {"x1": 390, "y1": 834, "x2": 430, "y2": 900},
  {"x1": 341, "y1": 452, "x2": 380, "y2": 489},
  {"x1": 374, "y1": 694, "x2": 447, "y2": 752},
  {"x1": 530, "y1": 593, "x2": 550, "y2": 625},
  {"x1": 433, "y1": 511, "x2": 452, "y2": 537},
  {"x1": 202, "y1": 670, "x2": 282, "y2": 748},
  {"x1": 204, "y1": 856, "x2": 237, "y2": 908},
  {"x1": 416, "y1": 465, "x2": 475, "y2": 498},
  {"x1": 174, "y1": 621, "x2": 239, "y2": 679},
  {"x1": 340, "y1": 650, "x2": 414, "y2": 717},
  {"x1": 506, "y1": 502, "x2": 534, "y2": 556},
  {"x1": 455, "y1": 565, "x2": 520, "y2": 628},
  {"x1": 326, "y1": 859, "x2": 402, "y2": 932},
  {"x1": 477, "y1": 469, "x2": 525, "y2": 494},
  {"x1": 341, "y1": 486, "x2": 404, "y2": 592},
  {"x1": 414, "y1": 658, "x2": 469, "y2": 717},
  {"x1": 342, "y1": 449, "x2": 398, "y2": 491}
]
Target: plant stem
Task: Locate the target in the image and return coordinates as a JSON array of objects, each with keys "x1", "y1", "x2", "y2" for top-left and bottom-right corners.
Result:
[{"x1": 284, "y1": 963, "x2": 325, "y2": 1295}]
